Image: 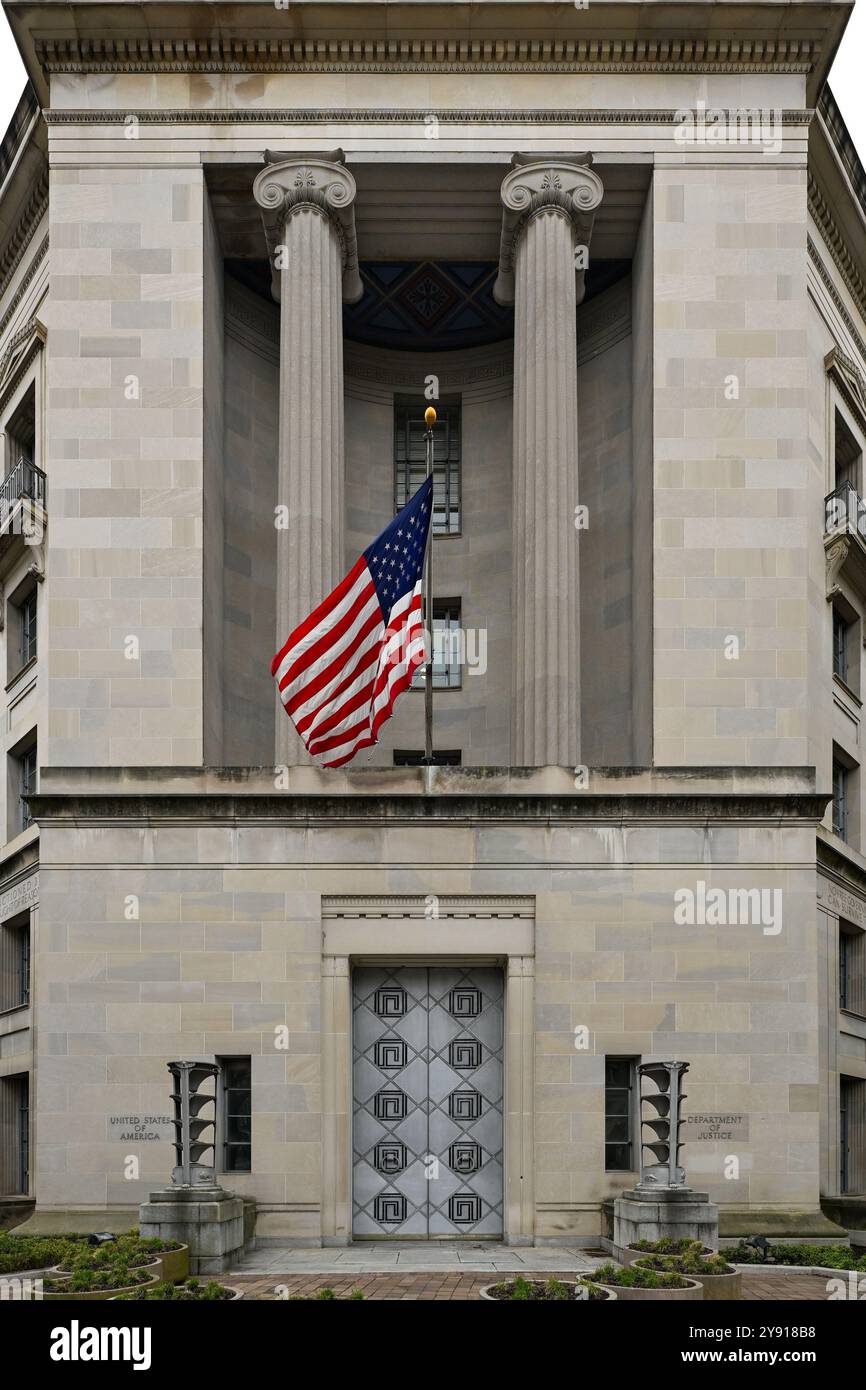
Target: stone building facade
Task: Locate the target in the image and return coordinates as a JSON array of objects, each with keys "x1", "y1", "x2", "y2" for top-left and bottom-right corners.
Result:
[{"x1": 0, "y1": 0, "x2": 864, "y2": 1244}]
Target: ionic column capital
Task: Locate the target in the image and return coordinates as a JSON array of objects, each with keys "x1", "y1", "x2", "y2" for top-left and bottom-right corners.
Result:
[
  {"x1": 253, "y1": 149, "x2": 363, "y2": 302},
  {"x1": 493, "y1": 154, "x2": 604, "y2": 306}
]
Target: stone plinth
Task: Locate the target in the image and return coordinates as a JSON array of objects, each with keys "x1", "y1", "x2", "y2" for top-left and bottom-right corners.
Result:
[
  {"x1": 613, "y1": 1187, "x2": 719, "y2": 1260},
  {"x1": 139, "y1": 1187, "x2": 244, "y2": 1275}
]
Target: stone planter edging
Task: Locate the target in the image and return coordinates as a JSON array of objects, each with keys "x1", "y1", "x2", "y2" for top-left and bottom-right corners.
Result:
[{"x1": 587, "y1": 1276, "x2": 704, "y2": 1302}]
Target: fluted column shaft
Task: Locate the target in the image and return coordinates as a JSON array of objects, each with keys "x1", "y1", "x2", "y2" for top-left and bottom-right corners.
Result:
[
  {"x1": 512, "y1": 204, "x2": 580, "y2": 766},
  {"x1": 495, "y1": 157, "x2": 604, "y2": 768},
  {"x1": 253, "y1": 155, "x2": 361, "y2": 764}
]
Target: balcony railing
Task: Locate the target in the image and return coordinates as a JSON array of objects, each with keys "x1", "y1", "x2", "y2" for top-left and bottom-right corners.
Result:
[
  {"x1": 0, "y1": 457, "x2": 46, "y2": 539},
  {"x1": 825, "y1": 480, "x2": 866, "y2": 541}
]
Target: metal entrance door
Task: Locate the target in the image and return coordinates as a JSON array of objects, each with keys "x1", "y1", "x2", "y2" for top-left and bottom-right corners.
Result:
[{"x1": 352, "y1": 966, "x2": 503, "y2": 1237}]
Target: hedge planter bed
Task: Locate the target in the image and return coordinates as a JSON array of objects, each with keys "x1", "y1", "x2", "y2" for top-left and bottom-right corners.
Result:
[
  {"x1": 726, "y1": 1242, "x2": 866, "y2": 1276},
  {"x1": 43, "y1": 1270, "x2": 160, "y2": 1302},
  {"x1": 113, "y1": 1279, "x2": 241, "y2": 1302},
  {"x1": 589, "y1": 1263, "x2": 703, "y2": 1301},
  {"x1": 622, "y1": 1238, "x2": 714, "y2": 1269},
  {"x1": 634, "y1": 1254, "x2": 741, "y2": 1301},
  {"x1": 0, "y1": 1233, "x2": 88, "y2": 1276},
  {"x1": 480, "y1": 1276, "x2": 616, "y2": 1302}
]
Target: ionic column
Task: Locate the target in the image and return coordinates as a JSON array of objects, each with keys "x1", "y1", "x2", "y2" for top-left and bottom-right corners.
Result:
[
  {"x1": 494, "y1": 157, "x2": 604, "y2": 767},
  {"x1": 253, "y1": 151, "x2": 362, "y2": 764}
]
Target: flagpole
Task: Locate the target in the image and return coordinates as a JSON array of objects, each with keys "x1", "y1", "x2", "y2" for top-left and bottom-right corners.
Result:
[{"x1": 423, "y1": 405, "x2": 436, "y2": 764}]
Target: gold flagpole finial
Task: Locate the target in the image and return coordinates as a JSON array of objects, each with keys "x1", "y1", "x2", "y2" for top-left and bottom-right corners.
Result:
[{"x1": 424, "y1": 405, "x2": 437, "y2": 427}]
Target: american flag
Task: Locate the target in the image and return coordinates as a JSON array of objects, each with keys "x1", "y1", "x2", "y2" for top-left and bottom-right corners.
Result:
[{"x1": 271, "y1": 476, "x2": 433, "y2": 768}]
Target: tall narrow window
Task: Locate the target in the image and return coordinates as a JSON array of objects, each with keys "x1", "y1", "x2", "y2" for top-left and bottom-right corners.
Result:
[
  {"x1": 20, "y1": 745, "x2": 36, "y2": 832},
  {"x1": 0, "y1": 912, "x2": 31, "y2": 1010},
  {"x1": 20, "y1": 589, "x2": 37, "y2": 668},
  {"x1": 218, "y1": 1056, "x2": 251, "y2": 1173},
  {"x1": 0, "y1": 1074, "x2": 29, "y2": 1195},
  {"x1": 835, "y1": 409, "x2": 862, "y2": 492},
  {"x1": 839, "y1": 1076, "x2": 865, "y2": 1194},
  {"x1": 394, "y1": 397, "x2": 461, "y2": 535},
  {"x1": 833, "y1": 758, "x2": 849, "y2": 840},
  {"x1": 833, "y1": 607, "x2": 849, "y2": 684},
  {"x1": 840, "y1": 921, "x2": 866, "y2": 1016},
  {"x1": 605, "y1": 1056, "x2": 637, "y2": 1172},
  {"x1": 17, "y1": 1076, "x2": 29, "y2": 1195}
]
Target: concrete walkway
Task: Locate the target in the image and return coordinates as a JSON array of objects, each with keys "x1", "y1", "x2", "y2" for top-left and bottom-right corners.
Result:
[{"x1": 231, "y1": 1241, "x2": 607, "y2": 1275}]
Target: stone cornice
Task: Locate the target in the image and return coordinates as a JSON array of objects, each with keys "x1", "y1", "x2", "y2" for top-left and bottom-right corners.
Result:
[
  {"x1": 0, "y1": 169, "x2": 48, "y2": 307},
  {"x1": 808, "y1": 170, "x2": 866, "y2": 329},
  {"x1": 27, "y1": 792, "x2": 830, "y2": 827},
  {"x1": 0, "y1": 314, "x2": 46, "y2": 416},
  {"x1": 323, "y1": 894, "x2": 535, "y2": 918},
  {"x1": 32, "y1": 36, "x2": 820, "y2": 77},
  {"x1": 0, "y1": 235, "x2": 48, "y2": 342},
  {"x1": 825, "y1": 346, "x2": 866, "y2": 428},
  {"x1": 43, "y1": 107, "x2": 815, "y2": 127},
  {"x1": 807, "y1": 235, "x2": 866, "y2": 364},
  {"x1": 252, "y1": 151, "x2": 362, "y2": 302}
]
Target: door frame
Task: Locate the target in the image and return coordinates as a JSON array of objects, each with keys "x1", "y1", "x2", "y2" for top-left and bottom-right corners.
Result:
[{"x1": 321, "y1": 897, "x2": 535, "y2": 1246}]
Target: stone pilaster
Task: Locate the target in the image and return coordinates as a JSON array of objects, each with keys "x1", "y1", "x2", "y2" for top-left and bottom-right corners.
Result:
[
  {"x1": 495, "y1": 157, "x2": 603, "y2": 767},
  {"x1": 253, "y1": 152, "x2": 362, "y2": 763}
]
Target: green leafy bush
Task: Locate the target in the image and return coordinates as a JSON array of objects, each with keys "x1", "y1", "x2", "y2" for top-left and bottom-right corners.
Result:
[
  {"x1": 487, "y1": 1275, "x2": 606, "y2": 1301},
  {"x1": 630, "y1": 1238, "x2": 707, "y2": 1256},
  {"x1": 635, "y1": 1252, "x2": 735, "y2": 1276},
  {"x1": 44, "y1": 1266, "x2": 154, "y2": 1294},
  {"x1": 593, "y1": 1261, "x2": 693, "y2": 1290},
  {"x1": 116, "y1": 1279, "x2": 234, "y2": 1302},
  {"x1": 727, "y1": 1242, "x2": 866, "y2": 1272},
  {"x1": 0, "y1": 1233, "x2": 80, "y2": 1274}
]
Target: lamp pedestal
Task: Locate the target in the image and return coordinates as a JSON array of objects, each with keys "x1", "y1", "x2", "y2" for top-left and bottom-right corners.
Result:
[{"x1": 139, "y1": 1185, "x2": 245, "y2": 1275}]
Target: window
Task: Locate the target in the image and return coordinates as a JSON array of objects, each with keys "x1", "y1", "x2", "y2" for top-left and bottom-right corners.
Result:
[
  {"x1": 7, "y1": 583, "x2": 37, "y2": 681},
  {"x1": 20, "y1": 588, "x2": 37, "y2": 667},
  {"x1": 393, "y1": 749, "x2": 461, "y2": 767},
  {"x1": 0, "y1": 912, "x2": 30, "y2": 1011},
  {"x1": 394, "y1": 397, "x2": 460, "y2": 535},
  {"x1": 412, "y1": 598, "x2": 462, "y2": 690},
  {"x1": 218, "y1": 1056, "x2": 251, "y2": 1173},
  {"x1": 605, "y1": 1056, "x2": 637, "y2": 1172},
  {"x1": 4, "y1": 384, "x2": 36, "y2": 474},
  {"x1": 833, "y1": 607, "x2": 849, "y2": 683},
  {"x1": 839, "y1": 1076, "x2": 865, "y2": 1195},
  {"x1": 0, "y1": 1074, "x2": 29, "y2": 1195},
  {"x1": 833, "y1": 757, "x2": 849, "y2": 840},
  {"x1": 840, "y1": 921, "x2": 866, "y2": 1016},
  {"x1": 20, "y1": 745, "x2": 36, "y2": 832},
  {"x1": 835, "y1": 409, "x2": 862, "y2": 493}
]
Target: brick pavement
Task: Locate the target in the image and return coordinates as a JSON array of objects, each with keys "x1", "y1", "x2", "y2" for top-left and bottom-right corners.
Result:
[{"x1": 219, "y1": 1271, "x2": 836, "y2": 1301}]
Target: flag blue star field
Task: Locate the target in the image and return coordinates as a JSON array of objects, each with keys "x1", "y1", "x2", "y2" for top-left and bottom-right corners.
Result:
[{"x1": 271, "y1": 477, "x2": 433, "y2": 767}]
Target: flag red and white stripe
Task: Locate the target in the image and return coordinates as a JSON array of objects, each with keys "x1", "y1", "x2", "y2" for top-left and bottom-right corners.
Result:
[{"x1": 271, "y1": 477, "x2": 433, "y2": 768}]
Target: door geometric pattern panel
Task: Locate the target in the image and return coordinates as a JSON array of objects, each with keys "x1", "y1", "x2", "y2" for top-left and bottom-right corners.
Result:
[{"x1": 353, "y1": 966, "x2": 503, "y2": 1238}]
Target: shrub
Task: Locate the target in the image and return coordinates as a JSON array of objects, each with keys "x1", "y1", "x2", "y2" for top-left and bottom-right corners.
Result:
[
  {"x1": 116, "y1": 1279, "x2": 234, "y2": 1302},
  {"x1": 630, "y1": 1237, "x2": 706, "y2": 1255},
  {"x1": 45, "y1": 1266, "x2": 154, "y2": 1295},
  {"x1": 635, "y1": 1252, "x2": 735, "y2": 1276},
  {"x1": 0, "y1": 1234, "x2": 77, "y2": 1274},
  {"x1": 55, "y1": 1246, "x2": 156, "y2": 1275},
  {"x1": 727, "y1": 1242, "x2": 866, "y2": 1272},
  {"x1": 593, "y1": 1262, "x2": 693, "y2": 1290},
  {"x1": 487, "y1": 1276, "x2": 607, "y2": 1301}
]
